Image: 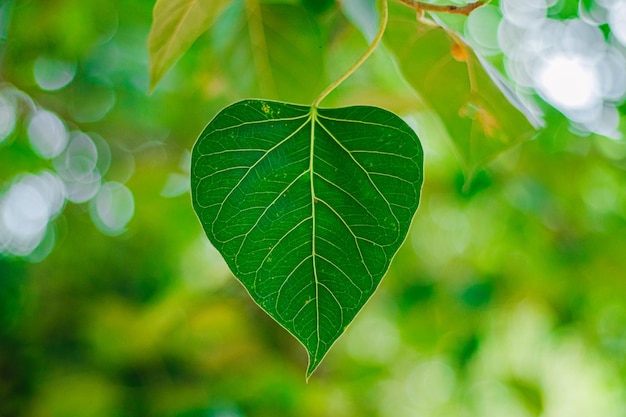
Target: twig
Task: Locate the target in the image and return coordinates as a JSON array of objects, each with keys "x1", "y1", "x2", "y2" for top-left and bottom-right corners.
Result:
[{"x1": 397, "y1": 0, "x2": 485, "y2": 16}]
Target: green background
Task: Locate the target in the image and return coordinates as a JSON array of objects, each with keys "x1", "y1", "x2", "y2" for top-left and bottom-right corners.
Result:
[{"x1": 2, "y1": 0, "x2": 626, "y2": 416}]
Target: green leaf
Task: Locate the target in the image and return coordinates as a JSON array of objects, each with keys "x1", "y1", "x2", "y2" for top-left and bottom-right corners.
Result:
[
  {"x1": 300, "y1": 0, "x2": 335, "y2": 14},
  {"x1": 191, "y1": 99, "x2": 423, "y2": 378},
  {"x1": 340, "y1": 0, "x2": 379, "y2": 42},
  {"x1": 148, "y1": 0, "x2": 232, "y2": 90},
  {"x1": 385, "y1": 4, "x2": 538, "y2": 180},
  {"x1": 210, "y1": 0, "x2": 326, "y2": 103}
]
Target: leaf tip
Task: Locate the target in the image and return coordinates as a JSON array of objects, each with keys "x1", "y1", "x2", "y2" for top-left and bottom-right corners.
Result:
[
  {"x1": 148, "y1": 78, "x2": 158, "y2": 95},
  {"x1": 305, "y1": 362, "x2": 319, "y2": 383},
  {"x1": 148, "y1": 62, "x2": 165, "y2": 94},
  {"x1": 304, "y1": 349, "x2": 326, "y2": 381}
]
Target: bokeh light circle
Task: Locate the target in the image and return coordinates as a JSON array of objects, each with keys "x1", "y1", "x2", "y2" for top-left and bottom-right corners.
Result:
[
  {"x1": 536, "y1": 54, "x2": 600, "y2": 111},
  {"x1": 28, "y1": 109, "x2": 69, "y2": 159},
  {"x1": 90, "y1": 182, "x2": 134, "y2": 236}
]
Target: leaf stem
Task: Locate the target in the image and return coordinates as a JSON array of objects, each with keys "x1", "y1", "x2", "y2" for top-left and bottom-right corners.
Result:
[
  {"x1": 397, "y1": 0, "x2": 484, "y2": 16},
  {"x1": 312, "y1": 0, "x2": 388, "y2": 108}
]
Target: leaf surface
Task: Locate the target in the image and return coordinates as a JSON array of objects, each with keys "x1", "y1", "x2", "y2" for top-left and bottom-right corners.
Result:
[
  {"x1": 191, "y1": 99, "x2": 423, "y2": 377},
  {"x1": 148, "y1": 0, "x2": 231, "y2": 89},
  {"x1": 385, "y1": 4, "x2": 538, "y2": 180}
]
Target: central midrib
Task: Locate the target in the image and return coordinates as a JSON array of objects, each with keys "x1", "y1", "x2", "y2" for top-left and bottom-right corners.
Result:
[{"x1": 309, "y1": 108, "x2": 321, "y2": 362}]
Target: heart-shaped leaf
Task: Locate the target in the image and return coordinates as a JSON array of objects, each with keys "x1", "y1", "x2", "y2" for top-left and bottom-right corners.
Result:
[{"x1": 191, "y1": 99, "x2": 423, "y2": 377}]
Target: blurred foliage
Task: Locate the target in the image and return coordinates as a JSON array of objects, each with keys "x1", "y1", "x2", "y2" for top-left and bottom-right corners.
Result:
[
  {"x1": 1, "y1": 0, "x2": 626, "y2": 416},
  {"x1": 148, "y1": 0, "x2": 231, "y2": 89},
  {"x1": 385, "y1": 1, "x2": 536, "y2": 181}
]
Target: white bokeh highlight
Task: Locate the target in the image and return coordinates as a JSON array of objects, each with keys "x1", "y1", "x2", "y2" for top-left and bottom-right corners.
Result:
[
  {"x1": 0, "y1": 92, "x2": 16, "y2": 144},
  {"x1": 33, "y1": 57, "x2": 77, "y2": 91},
  {"x1": 608, "y1": 2, "x2": 626, "y2": 46},
  {"x1": 28, "y1": 109, "x2": 69, "y2": 159},
  {"x1": 536, "y1": 55, "x2": 600, "y2": 110},
  {"x1": 1, "y1": 86, "x2": 135, "y2": 260},
  {"x1": 90, "y1": 182, "x2": 134, "y2": 236},
  {"x1": 0, "y1": 172, "x2": 66, "y2": 257},
  {"x1": 497, "y1": 0, "x2": 626, "y2": 138}
]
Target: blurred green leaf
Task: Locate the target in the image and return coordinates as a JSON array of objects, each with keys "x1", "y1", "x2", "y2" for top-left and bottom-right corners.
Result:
[
  {"x1": 506, "y1": 377, "x2": 544, "y2": 415},
  {"x1": 340, "y1": 0, "x2": 379, "y2": 42},
  {"x1": 385, "y1": 4, "x2": 537, "y2": 180},
  {"x1": 191, "y1": 99, "x2": 423, "y2": 377},
  {"x1": 300, "y1": 0, "x2": 335, "y2": 14},
  {"x1": 210, "y1": 0, "x2": 326, "y2": 103},
  {"x1": 148, "y1": 0, "x2": 232, "y2": 90},
  {"x1": 547, "y1": 0, "x2": 579, "y2": 19}
]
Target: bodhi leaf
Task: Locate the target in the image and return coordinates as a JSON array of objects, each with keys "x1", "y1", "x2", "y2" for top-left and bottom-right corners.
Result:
[
  {"x1": 385, "y1": 3, "x2": 538, "y2": 181},
  {"x1": 148, "y1": 0, "x2": 232, "y2": 90},
  {"x1": 191, "y1": 99, "x2": 423, "y2": 378}
]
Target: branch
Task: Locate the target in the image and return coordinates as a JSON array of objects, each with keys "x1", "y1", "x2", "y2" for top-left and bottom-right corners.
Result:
[{"x1": 397, "y1": 0, "x2": 485, "y2": 16}]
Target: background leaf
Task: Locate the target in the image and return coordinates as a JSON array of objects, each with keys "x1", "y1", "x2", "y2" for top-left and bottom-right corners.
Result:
[
  {"x1": 148, "y1": 0, "x2": 232, "y2": 90},
  {"x1": 300, "y1": 0, "x2": 335, "y2": 14},
  {"x1": 191, "y1": 99, "x2": 423, "y2": 377},
  {"x1": 339, "y1": 0, "x2": 379, "y2": 43},
  {"x1": 385, "y1": 3, "x2": 538, "y2": 181},
  {"x1": 210, "y1": 0, "x2": 326, "y2": 103}
]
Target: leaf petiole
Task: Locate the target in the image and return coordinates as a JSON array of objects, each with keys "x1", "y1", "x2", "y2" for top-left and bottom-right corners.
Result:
[{"x1": 312, "y1": 0, "x2": 389, "y2": 108}]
